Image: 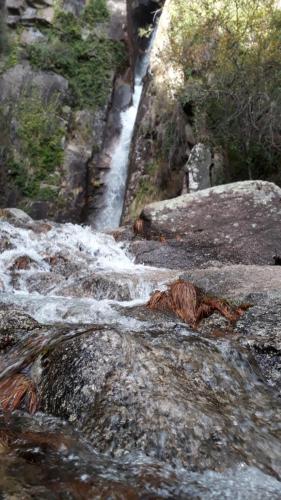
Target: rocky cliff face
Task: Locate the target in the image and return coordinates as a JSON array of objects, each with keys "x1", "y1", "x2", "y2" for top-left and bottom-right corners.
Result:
[
  {"x1": 0, "y1": 0, "x2": 128, "y2": 221},
  {"x1": 122, "y1": 0, "x2": 189, "y2": 223},
  {"x1": 85, "y1": 0, "x2": 164, "y2": 223},
  {"x1": 123, "y1": 0, "x2": 281, "y2": 224}
]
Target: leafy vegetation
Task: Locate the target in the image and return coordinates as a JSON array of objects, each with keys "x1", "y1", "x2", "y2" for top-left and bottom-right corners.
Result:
[
  {"x1": 168, "y1": 0, "x2": 281, "y2": 183},
  {"x1": 0, "y1": 0, "x2": 126, "y2": 211},
  {"x1": 27, "y1": 0, "x2": 126, "y2": 109},
  {"x1": 0, "y1": 15, "x2": 8, "y2": 55},
  {"x1": 0, "y1": 18, "x2": 22, "y2": 72},
  {"x1": 1, "y1": 94, "x2": 64, "y2": 198},
  {"x1": 83, "y1": 0, "x2": 109, "y2": 23}
]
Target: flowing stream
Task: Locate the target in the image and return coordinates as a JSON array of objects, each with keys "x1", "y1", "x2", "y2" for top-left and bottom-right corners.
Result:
[
  {"x1": 94, "y1": 37, "x2": 154, "y2": 231},
  {"x1": 0, "y1": 15, "x2": 281, "y2": 499},
  {"x1": 0, "y1": 215, "x2": 281, "y2": 498}
]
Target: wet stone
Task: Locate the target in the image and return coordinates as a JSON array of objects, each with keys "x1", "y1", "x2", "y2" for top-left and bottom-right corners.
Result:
[{"x1": 40, "y1": 324, "x2": 281, "y2": 478}]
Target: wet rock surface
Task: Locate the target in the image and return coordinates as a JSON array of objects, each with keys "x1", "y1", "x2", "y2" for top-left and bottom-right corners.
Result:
[
  {"x1": 1, "y1": 413, "x2": 281, "y2": 499},
  {"x1": 0, "y1": 305, "x2": 39, "y2": 351},
  {"x1": 175, "y1": 265, "x2": 281, "y2": 394},
  {"x1": 40, "y1": 323, "x2": 281, "y2": 477},
  {"x1": 1, "y1": 201, "x2": 281, "y2": 497}
]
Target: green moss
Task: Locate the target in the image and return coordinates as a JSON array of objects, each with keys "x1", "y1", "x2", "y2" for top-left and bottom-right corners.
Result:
[
  {"x1": 27, "y1": 1, "x2": 126, "y2": 109},
  {"x1": 37, "y1": 187, "x2": 58, "y2": 201},
  {"x1": 3, "y1": 94, "x2": 64, "y2": 198},
  {"x1": 83, "y1": 0, "x2": 109, "y2": 23},
  {"x1": 0, "y1": 29, "x2": 23, "y2": 73},
  {"x1": 130, "y1": 177, "x2": 160, "y2": 220},
  {"x1": 145, "y1": 161, "x2": 158, "y2": 175}
]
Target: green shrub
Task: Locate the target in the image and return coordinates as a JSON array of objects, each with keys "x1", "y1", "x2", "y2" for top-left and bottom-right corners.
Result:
[
  {"x1": 168, "y1": 0, "x2": 281, "y2": 183},
  {"x1": 5, "y1": 94, "x2": 64, "y2": 198},
  {"x1": 83, "y1": 0, "x2": 109, "y2": 23},
  {"x1": 27, "y1": 2, "x2": 126, "y2": 109}
]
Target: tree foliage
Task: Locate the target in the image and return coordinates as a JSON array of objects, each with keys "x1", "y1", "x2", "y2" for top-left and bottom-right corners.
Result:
[
  {"x1": 169, "y1": 0, "x2": 281, "y2": 183},
  {"x1": 26, "y1": 0, "x2": 126, "y2": 109}
]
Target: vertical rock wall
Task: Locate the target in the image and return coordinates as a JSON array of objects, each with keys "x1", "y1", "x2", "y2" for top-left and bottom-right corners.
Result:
[
  {"x1": 0, "y1": 0, "x2": 128, "y2": 222},
  {"x1": 85, "y1": 0, "x2": 163, "y2": 223},
  {"x1": 122, "y1": 0, "x2": 189, "y2": 223}
]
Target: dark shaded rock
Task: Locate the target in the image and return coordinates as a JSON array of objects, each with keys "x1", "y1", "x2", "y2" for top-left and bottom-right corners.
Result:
[
  {"x1": 130, "y1": 238, "x2": 204, "y2": 269},
  {"x1": 236, "y1": 296, "x2": 281, "y2": 393},
  {"x1": 0, "y1": 305, "x2": 38, "y2": 351},
  {"x1": 40, "y1": 324, "x2": 281, "y2": 478},
  {"x1": 110, "y1": 224, "x2": 134, "y2": 242},
  {"x1": 0, "y1": 63, "x2": 68, "y2": 103},
  {"x1": 0, "y1": 305, "x2": 38, "y2": 333},
  {"x1": 132, "y1": 181, "x2": 281, "y2": 268}
]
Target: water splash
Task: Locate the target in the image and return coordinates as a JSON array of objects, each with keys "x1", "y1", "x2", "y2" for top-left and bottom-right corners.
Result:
[{"x1": 0, "y1": 220, "x2": 174, "y2": 325}]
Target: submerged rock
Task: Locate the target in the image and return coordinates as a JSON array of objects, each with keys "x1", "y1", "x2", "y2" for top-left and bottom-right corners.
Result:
[
  {"x1": 1, "y1": 413, "x2": 281, "y2": 499},
  {"x1": 40, "y1": 323, "x2": 281, "y2": 478}
]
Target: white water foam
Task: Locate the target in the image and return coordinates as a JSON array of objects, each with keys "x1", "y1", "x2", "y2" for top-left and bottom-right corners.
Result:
[{"x1": 0, "y1": 220, "x2": 172, "y2": 325}]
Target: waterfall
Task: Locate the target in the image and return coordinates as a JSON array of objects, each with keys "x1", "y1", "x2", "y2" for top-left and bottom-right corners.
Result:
[{"x1": 94, "y1": 36, "x2": 154, "y2": 231}]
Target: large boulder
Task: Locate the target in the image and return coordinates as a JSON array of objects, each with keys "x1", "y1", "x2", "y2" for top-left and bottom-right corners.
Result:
[
  {"x1": 131, "y1": 181, "x2": 281, "y2": 268},
  {"x1": 0, "y1": 62, "x2": 68, "y2": 103},
  {"x1": 39, "y1": 322, "x2": 281, "y2": 478}
]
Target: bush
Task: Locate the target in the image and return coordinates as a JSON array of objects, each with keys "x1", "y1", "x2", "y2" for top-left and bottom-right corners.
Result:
[
  {"x1": 0, "y1": 16, "x2": 8, "y2": 55},
  {"x1": 169, "y1": 0, "x2": 281, "y2": 183},
  {"x1": 3, "y1": 94, "x2": 64, "y2": 198},
  {"x1": 83, "y1": 0, "x2": 109, "y2": 23},
  {"x1": 27, "y1": 1, "x2": 126, "y2": 109}
]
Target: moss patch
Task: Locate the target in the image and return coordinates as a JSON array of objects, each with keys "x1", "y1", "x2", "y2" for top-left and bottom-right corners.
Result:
[
  {"x1": 129, "y1": 158, "x2": 169, "y2": 220},
  {"x1": 1, "y1": 93, "x2": 64, "y2": 199}
]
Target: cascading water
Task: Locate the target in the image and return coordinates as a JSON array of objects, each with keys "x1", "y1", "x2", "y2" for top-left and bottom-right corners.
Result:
[
  {"x1": 1, "y1": 15, "x2": 281, "y2": 497},
  {"x1": 94, "y1": 36, "x2": 155, "y2": 231},
  {"x1": 1, "y1": 214, "x2": 281, "y2": 497},
  {"x1": 0, "y1": 218, "x2": 173, "y2": 326}
]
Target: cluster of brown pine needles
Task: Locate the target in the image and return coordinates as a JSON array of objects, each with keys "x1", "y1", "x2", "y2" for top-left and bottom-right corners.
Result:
[
  {"x1": 147, "y1": 279, "x2": 251, "y2": 329},
  {"x1": 0, "y1": 373, "x2": 37, "y2": 414}
]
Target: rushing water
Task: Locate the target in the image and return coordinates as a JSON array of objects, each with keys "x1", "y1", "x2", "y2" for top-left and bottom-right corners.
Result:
[
  {"x1": 1, "y1": 215, "x2": 281, "y2": 498},
  {"x1": 0, "y1": 219, "x2": 173, "y2": 326},
  {"x1": 94, "y1": 38, "x2": 154, "y2": 231}
]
